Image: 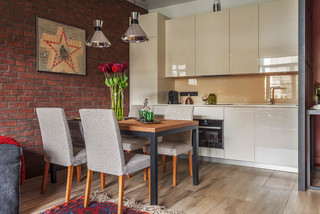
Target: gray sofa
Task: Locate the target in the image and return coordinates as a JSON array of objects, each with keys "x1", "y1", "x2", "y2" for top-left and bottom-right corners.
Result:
[{"x1": 0, "y1": 144, "x2": 22, "y2": 214}]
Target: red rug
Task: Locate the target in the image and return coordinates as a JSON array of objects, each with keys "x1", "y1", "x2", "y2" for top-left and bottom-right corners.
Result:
[{"x1": 40, "y1": 197, "x2": 149, "y2": 214}]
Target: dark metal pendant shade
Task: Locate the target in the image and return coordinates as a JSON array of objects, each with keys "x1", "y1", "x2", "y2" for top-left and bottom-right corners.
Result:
[
  {"x1": 121, "y1": 12, "x2": 149, "y2": 43},
  {"x1": 86, "y1": 20, "x2": 111, "y2": 48}
]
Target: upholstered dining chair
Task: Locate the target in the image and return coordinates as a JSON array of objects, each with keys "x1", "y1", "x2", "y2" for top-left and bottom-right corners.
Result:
[
  {"x1": 122, "y1": 105, "x2": 149, "y2": 153},
  {"x1": 79, "y1": 109, "x2": 151, "y2": 214},
  {"x1": 36, "y1": 108, "x2": 87, "y2": 202},
  {"x1": 143, "y1": 105, "x2": 194, "y2": 187},
  {"x1": 121, "y1": 105, "x2": 150, "y2": 179}
]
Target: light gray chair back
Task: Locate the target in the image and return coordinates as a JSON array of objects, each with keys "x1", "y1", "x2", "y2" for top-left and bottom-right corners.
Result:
[
  {"x1": 164, "y1": 105, "x2": 194, "y2": 121},
  {"x1": 36, "y1": 108, "x2": 74, "y2": 166},
  {"x1": 128, "y1": 105, "x2": 143, "y2": 118},
  {"x1": 163, "y1": 105, "x2": 194, "y2": 143},
  {"x1": 79, "y1": 109, "x2": 125, "y2": 176}
]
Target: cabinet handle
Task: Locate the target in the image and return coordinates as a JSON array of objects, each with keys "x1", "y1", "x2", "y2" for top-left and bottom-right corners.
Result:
[{"x1": 199, "y1": 126, "x2": 222, "y2": 130}]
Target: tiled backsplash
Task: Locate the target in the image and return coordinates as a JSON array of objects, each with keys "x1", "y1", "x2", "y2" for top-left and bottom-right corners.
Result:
[{"x1": 174, "y1": 73, "x2": 298, "y2": 104}]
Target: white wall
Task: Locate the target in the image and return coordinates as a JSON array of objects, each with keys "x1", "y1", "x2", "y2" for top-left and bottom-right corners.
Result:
[{"x1": 149, "y1": 0, "x2": 278, "y2": 18}]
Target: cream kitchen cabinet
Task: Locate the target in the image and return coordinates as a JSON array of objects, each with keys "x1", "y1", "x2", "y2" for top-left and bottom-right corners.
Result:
[
  {"x1": 224, "y1": 107, "x2": 255, "y2": 162},
  {"x1": 196, "y1": 10, "x2": 229, "y2": 76},
  {"x1": 166, "y1": 16, "x2": 196, "y2": 77},
  {"x1": 259, "y1": 0, "x2": 298, "y2": 73},
  {"x1": 230, "y1": 5, "x2": 258, "y2": 74},
  {"x1": 193, "y1": 106, "x2": 224, "y2": 120},
  {"x1": 130, "y1": 13, "x2": 174, "y2": 105},
  {"x1": 254, "y1": 108, "x2": 298, "y2": 168}
]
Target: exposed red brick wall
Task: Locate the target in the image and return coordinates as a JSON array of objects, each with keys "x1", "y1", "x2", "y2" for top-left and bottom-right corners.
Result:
[{"x1": 0, "y1": 0, "x2": 147, "y2": 178}]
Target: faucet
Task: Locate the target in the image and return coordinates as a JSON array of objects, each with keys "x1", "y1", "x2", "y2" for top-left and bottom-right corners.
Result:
[{"x1": 268, "y1": 86, "x2": 286, "y2": 104}]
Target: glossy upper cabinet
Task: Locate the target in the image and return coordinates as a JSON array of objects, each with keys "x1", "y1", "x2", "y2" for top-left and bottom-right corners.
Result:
[
  {"x1": 166, "y1": 16, "x2": 196, "y2": 77},
  {"x1": 230, "y1": 5, "x2": 258, "y2": 74},
  {"x1": 254, "y1": 108, "x2": 298, "y2": 168},
  {"x1": 196, "y1": 10, "x2": 229, "y2": 76},
  {"x1": 259, "y1": 0, "x2": 298, "y2": 73}
]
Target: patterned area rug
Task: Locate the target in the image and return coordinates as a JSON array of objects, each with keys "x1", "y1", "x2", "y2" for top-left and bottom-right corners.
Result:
[
  {"x1": 40, "y1": 192, "x2": 183, "y2": 214},
  {"x1": 40, "y1": 197, "x2": 148, "y2": 214}
]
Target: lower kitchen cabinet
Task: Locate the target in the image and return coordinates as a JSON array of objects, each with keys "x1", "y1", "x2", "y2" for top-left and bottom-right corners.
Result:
[
  {"x1": 153, "y1": 105, "x2": 298, "y2": 170},
  {"x1": 254, "y1": 108, "x2": 298, "y2": 168},
  {"x1": 224, "y1": 107, "x2": 255, "y2": 162},
  {"x1": 193, "y1": 106, "x2": 224, "y2": 120}
]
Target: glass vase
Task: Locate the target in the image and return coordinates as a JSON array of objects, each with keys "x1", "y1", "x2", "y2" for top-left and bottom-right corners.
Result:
[{"x1": 110, "y1": 87, "x2": 124, "y2": 120}]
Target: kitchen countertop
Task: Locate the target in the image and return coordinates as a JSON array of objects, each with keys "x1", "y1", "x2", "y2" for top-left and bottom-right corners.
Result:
[{"x1": 154, "y1": 103, "x2": 298, "y2": 108}]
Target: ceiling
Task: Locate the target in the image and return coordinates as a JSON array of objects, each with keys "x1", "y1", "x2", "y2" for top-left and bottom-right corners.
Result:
[{"x1": 127, "y1": 0, "x2": 195, "y2": 10}]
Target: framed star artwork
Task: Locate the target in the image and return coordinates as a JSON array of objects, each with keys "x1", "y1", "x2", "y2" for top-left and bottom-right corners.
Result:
[{"x1": 36, "y1": 17, "x2": 86, "y2": 76}]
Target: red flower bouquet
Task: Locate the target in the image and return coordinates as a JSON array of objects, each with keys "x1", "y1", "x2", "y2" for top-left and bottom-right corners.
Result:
[{"x1": 99, "y1": 61, "x2": 128, "y2": 120}]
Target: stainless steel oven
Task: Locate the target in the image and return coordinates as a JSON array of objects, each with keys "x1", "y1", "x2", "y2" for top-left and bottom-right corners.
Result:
[{"x1": 194, "y1": 119, "x2": 223, "y2": 149}]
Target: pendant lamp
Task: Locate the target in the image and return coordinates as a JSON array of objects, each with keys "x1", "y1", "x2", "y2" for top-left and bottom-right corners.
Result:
[
  {"x1": 86, "y1": 0, "x2": 111, "y2": 48},
  {"x1": 86, "y1": 20, "x2": 111, "y2": 48},
  {"x1": 121, "y1": 11, "x2": 149, "y2": 43}
]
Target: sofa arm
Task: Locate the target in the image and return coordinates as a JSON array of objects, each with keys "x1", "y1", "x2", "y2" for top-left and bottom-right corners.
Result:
[{"x1": 0, "y1": 144, "x2": 22, "y2": 214}]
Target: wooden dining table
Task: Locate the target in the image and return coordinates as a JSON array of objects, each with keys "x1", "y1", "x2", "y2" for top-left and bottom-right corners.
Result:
[
  {"x1": 119, "y1": 119, "x2": 199, "y2": 205},
  {"x1": 50, "y1": 118, "x2": 199, "y2": 205}
]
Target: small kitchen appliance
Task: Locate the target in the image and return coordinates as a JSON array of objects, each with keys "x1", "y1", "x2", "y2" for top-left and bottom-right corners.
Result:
[{"x1": 168, "y1": 90, "x2": 179, "y2": 104}]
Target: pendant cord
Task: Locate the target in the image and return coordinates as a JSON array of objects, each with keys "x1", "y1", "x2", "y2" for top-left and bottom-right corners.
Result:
[{"x1": 97, "y1": 0, "x2": 99, "y2": 20}]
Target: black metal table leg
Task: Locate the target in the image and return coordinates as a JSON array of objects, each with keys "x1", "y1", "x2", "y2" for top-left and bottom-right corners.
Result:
[
  {"x1": 192, "y1": 128, "x2": 199, "y2": 185},
  {"x1": 150, "y1": 133, "x2": 158, "y2": 205},
  {"x1": 50, "y1": 163, "x2": 57, "y2": 183}
]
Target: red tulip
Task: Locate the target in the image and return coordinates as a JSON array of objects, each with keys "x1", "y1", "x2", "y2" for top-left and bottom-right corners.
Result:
[
  {"x1": 103, "y1": 64, "x2": 109, "y2": 73},
  {"x1": 112, "y1": 65, "x2": 117, "y2": 73},
  {"x1": 98, "y1": 64, "x2": 104, "y2": 72},
  {"x1": 116, "y1": 64, "x2": 123, "y2": 72},
  {"x1": 107, "y1": 62, "x2": 114, "y2": 71},
  {"x1": 122, "y1": 61, "x2": 128, "y2": 69}
]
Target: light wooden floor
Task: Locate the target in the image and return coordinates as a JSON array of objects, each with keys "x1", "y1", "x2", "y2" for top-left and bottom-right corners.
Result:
[{"x1": 21, "y1": 159, "x2": 320, "y2": 214}]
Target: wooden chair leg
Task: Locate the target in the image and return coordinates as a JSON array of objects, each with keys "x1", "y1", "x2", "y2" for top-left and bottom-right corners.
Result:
[
  {"x1": 84, "y1": 169, "x2": 93, "y2": 208},
  {"x1": 118, "y1": 175, "x2": 125, "y2": 214},
  {"x1": 65, "y1": 166, "x2": 74, "y2": 202},
  {"x1": 41, "y1": 162, "x2": 50, "y2": 194},
  {"x1": 162, "y1": 155, "x2": 166, "y2": 173},
  {"x1": 188, "y1": 151, "x2": 193, "y2": 177},
  {"x1": 76, "y1": 165, "x2": 81, "y2": 182},
  {"x1": 126, "y1": 151, "x2": 131, "y2": 179},
  {"x1": 101, "y1": 173, "x2": 105, "y2": 189},
  {"x1": 148, "y1": 167, "x2": 151, "y2": 202},
  {"x1": 144, "y1": 152, "x2": 149, "y2": 181},
  {"x1": 173, "y1": 156, "x2": 177, "y2": 187},
  {"x1": 144, "y1": 168, "x2": 148, "y2": 181}
]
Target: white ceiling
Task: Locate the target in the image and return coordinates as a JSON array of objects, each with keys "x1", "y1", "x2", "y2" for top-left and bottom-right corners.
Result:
[{"x1": 127, "y1": 0, "x2": 195, "y2": 10}]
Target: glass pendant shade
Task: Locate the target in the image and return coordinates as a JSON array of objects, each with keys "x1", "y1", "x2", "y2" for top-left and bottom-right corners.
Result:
[
  {"x1": 121, "y1": 12, "x2": 149, "y2": 43},
  {"x1": 86, "y1": 20, "x2": 111, "y2": 48}
]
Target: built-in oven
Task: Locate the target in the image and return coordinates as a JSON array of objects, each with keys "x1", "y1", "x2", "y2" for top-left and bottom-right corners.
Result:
[{"x1": 194, "y1": 119, "x2": 223, "y2": 149}]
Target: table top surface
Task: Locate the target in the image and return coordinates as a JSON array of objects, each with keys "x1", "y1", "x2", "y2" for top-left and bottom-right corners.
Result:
[{"x1": 118, "y1": 119, "x2": 198, "y2": 133}]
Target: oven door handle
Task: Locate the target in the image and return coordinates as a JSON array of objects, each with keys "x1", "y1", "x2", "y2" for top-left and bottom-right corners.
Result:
[{"x1": 199, "y1": 126, "x2": 222, "y2": 130}]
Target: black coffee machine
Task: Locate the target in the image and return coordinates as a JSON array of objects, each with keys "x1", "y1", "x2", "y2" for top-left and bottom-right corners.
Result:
[{"x1": 168, "y1": 90, "x2": 179, "y2": 104}]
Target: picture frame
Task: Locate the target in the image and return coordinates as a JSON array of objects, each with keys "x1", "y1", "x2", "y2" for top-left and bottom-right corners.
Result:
[{"x1": 36, "y1": 17, "x2": 86, "y2": 76}]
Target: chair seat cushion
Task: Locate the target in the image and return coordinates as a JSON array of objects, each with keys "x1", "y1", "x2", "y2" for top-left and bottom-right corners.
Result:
[
  {"x1": 123, "y1": 153, "x2": 150, "y2": 175},
  {"x1": 72, "y1": 148, "x2": 87, "y2": 166},
  {"x1": 143, "y1": 141, "x2": 192, "y2": 156},
  {"x1": 122, "y1": 137, "x2": 149, "y2": 151}
]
